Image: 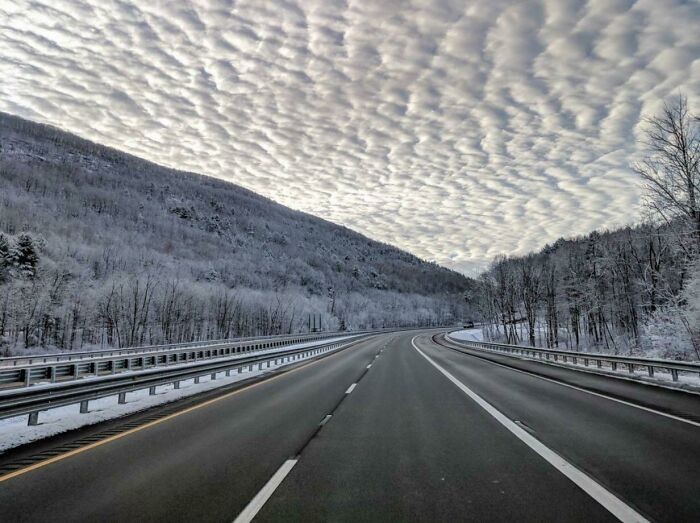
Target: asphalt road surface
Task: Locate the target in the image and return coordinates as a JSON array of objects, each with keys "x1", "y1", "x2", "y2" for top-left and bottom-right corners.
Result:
[{"x1": 0, "y1": 331, "x2": 698, "y2": 522}]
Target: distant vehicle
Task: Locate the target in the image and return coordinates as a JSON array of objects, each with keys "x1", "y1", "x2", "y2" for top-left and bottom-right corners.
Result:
[{"x1": 463, "y1": 321, "x2": 475, "y2": 329}]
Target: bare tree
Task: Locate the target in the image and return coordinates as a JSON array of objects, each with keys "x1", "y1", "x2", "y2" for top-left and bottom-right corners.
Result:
[
  {"x1": 517, "y1": 255, "x2": 541, "y2": 346},
  {"x1": 633, "y1": 94, "x2": 700, "y2": 251}
]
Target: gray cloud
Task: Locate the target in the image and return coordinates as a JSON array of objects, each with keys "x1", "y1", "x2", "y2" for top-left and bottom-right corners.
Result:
[{"x1": 1, "y1": 0, "x2": 699, "y2": 274}]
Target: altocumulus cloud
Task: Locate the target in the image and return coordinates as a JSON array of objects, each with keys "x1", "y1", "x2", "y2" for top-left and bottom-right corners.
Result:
[{"x1": 1, "y1": 0, "x2": 699, "y2": 274}]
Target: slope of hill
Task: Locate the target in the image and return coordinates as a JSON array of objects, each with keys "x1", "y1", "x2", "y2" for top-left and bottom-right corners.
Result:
[{"x1": 0, "y1": 112, "x2": 471, "y2": 352}]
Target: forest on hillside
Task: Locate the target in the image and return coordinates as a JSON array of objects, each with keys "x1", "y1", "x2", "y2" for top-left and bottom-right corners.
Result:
[
  {"x1": 0, "y1": 112, "x2": 472, "y2": 354},
  {"x1": 474, "y1": 95, "x2": 700, "y2": 360}
]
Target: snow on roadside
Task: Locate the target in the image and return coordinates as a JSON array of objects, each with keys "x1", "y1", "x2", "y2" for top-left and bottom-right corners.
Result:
[
  {"x1": 448, "y1": 328, "x2": 485, "y2": 342},
  {"x1": 0, "y1": 337, "x2": 354, "y2": 453}
]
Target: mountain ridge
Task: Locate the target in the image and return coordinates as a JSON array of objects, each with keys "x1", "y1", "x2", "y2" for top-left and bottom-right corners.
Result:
[{"x1": 0, "y1": 111, "x2": 471, "y2": 350}]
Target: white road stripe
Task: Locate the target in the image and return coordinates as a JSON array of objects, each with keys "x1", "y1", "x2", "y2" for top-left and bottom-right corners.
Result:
[
  {"x1": 412, "y1": 337, "x2": 649, "y2": 523},
  {"x1": 233, "y1": 459, "x2": 298, "y2": 523},
  {"x1": 444, "y1": 339, "x2": 700, "y2": 428},
  {"x1": 366, "y1": 364, "x2": 372, "y2": 369},
  {"x1": 345, "y1": 383, "x2": 357, "y2": 394}
]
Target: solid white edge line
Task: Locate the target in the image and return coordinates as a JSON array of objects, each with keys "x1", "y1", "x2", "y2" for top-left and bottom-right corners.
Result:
[
  {"x1": 443, "y1": 338, "x2": 700, "y2": 428},
  {"x1": 233, "y1": 459, "x2": 298, "y2": 523},
  {"x1": 445, "y1": 333, "x2": 700, "y2": 398},
  {"x1": 367, "y1": 364, "x2": 372, "y2": 369},
  {"x1": 346, "y1": 383, "x2": 357, "y2": 394},
  {"x1": 411, "y1": 336, "x2": 649, "y2": 523}
]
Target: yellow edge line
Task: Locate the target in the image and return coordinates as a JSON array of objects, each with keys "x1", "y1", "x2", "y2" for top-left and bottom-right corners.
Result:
[{"x1": 0, "y1": 339, "x2": 364, "y2": 483}]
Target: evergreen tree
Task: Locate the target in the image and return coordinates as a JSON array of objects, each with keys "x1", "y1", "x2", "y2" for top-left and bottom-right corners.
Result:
[
  {"x1": 11, "y1": 233, "x2": 39, "y2": 278},
  {"x1": 0, "y1": 232, "x2": 9, "y2": 281}
]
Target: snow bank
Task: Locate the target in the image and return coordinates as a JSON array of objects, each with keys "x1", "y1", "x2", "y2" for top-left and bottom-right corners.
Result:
[{"x1": 448, "y1": 328, "x2": 485, "y2": 342}]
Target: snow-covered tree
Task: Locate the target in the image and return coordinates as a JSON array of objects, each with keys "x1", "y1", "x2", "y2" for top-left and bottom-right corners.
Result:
[
  {"x1": 633, "y1": 94, "x2": 700, "y2": 252},
  {"x1": 0, "y1": 232, "x2": 10, "y2": 280},
  {"x1": 10, "y1": 233, "x2": 39, "y2": 278}
]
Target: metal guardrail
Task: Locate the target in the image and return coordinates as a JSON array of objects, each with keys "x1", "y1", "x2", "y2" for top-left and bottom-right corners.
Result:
[
  {"x1": 0, "y1": 331, "x2": 348, "y2": 367},
  {"x1": 0, "y1": 326, "x2": 436, "y2": 367},
  {"x1": 0, "y1": 333, "x2": 356, "y2": 390},
  {"x1": 1, "y1": 335, "x2": 372, "y2": 427},
  {"x1": 445, "y1": 333, "x2": 700, "y2": 383}
]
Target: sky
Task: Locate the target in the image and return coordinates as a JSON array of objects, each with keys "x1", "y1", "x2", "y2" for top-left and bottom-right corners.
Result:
[{"x1": 1, "y1": 1, "x2": 699, "y2": 275}]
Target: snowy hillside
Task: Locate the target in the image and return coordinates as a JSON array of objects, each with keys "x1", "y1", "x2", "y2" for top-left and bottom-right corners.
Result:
[{"x1": 0, "y1": 112, "x2": 473, "y2": 352}]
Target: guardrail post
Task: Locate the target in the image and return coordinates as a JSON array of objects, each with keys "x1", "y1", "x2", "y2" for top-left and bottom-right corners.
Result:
[
  {"x1": 28, "y1": 411, "x2": 39, "y2": 426},
  {"x1": 24, "y1": 368, "x2": 31, "y2": 386},
  {"x1": 194, "y1": 376, "x2": 200, "y2": 384},
  {"x1": 611, "y1": 362, "x2": 617, "y2": 371},
  {"x1": 50, "y1": 366, "x2": 56, "y2": 383},
  {"x1": 597, "y1": 360, "x2": 602, "y2": 368},
  {"x1": 258, "y1": 363, "x2": 263, "y2": 371},
  {"x1": 647, "y1": 366, "x2": 654, "y2": 377},
  {"x1": 211, "y1": 372, "x2": 217, "y2": 380},
  {"x1": 118, "y1": 392, "x2": 127, "y2": 404},
  {"x1": 149, "y1": 386, "x2": 157, "y2": 395},
  {"x1": 671, "y1": 368, "x2": 679, "y2": 381},
  {"x1": 174, "y1": 381, "x2": 180, "y2": 389},
  {"x1": 628, "y1": 363, "x2": 635, "y2": 374},
  {"x1": 225, "y1": 369, "x2": 231, "y2": 377},
  {"x1": 80, "y1": 400, "x2": 89, "y2": 413},
  {"x1": 238, "y1": 367, "x2": 243, "y2": 374}
]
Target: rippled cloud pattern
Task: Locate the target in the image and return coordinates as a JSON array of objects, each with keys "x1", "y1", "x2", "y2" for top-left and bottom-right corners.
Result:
[{"x1": 2, "y1": 0, "x2": 699, "y2": 274}]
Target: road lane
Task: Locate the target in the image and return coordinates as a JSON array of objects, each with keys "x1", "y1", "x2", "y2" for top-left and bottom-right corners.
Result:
[
  {"x1": 418, "y1": 334, "x2": 700, "y2": 522},
  {"x1": 0, "y1": 334, "x2": 387, "y2": 522},
  {"x1": 257, "y1": 333, "x2": 615, "y2": 522},
  {"x1": 438, "y1": 334, "x2": 700, "y2": 423}
]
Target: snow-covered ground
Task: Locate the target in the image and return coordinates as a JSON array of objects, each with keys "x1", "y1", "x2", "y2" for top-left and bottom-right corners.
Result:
[
  {"x1": 448, "y1": 328, "x2": 485, "y2": 342},
  {"x1": 0, "y1": 337, "x2": 353, "y2": 453}
]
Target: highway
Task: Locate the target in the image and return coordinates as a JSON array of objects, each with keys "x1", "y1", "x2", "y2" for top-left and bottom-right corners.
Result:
[{"x1": 0, "y1": 331, "x2": 698, "y2": 522}]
